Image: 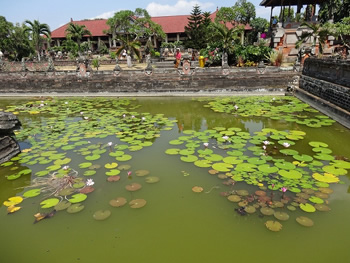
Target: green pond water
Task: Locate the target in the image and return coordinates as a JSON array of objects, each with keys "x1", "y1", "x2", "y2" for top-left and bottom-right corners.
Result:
[{"x1": 0, "y1": 96, "x2": 350, "y2": 263}]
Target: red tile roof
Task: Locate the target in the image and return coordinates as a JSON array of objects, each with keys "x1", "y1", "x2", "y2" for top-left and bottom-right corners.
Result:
[
  {"x1": 50, "y1": 11, "x2": 251, "y2": 39},
  {"x1": 51, "y1": 19, "x2": 109, "y2": 38}
]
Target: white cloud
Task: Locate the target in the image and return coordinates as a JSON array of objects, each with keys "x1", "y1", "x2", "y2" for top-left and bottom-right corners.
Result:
[
  {"x1": 255, "y1": 6, "x2": 271, "y2": 20},
  {"x1": 91, "y1": 10, "x2": 117, "y2": 20},
  {"x1": 146, "y1": 0, "x2": 215, "y2": 16}
]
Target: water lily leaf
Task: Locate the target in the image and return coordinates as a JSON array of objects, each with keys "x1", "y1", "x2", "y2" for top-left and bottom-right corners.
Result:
[
  {"x1": 312, "y1": 147, "x2": 332, "y2": 154},
  {"x1": 235, "y1": 163, "x2": 257, "y2": 172},
  {"x1": 116, "y1": 154, "x2": 132, "y2": 161},
  {"x1": 236, "y1": 189, "x2": 249, "y2": 196},
  {"x1": 83, "y1": 170, "x2": 96, "y2": 176},
  {"x1": 23, "y1": 189, "x2": 41, "y2": 198},
  {"x1": 227, "y1": 195, "x2": 241, "y2": 202},
  {"x1": 275, "y1": 162, "x2": 296, "y2": 170},
  {"x1": 212, "y1": 163, "x2": 233, "y2": 172},
  {"x1": 106, "y1": 169, "x2": 121, "y2": 176},
  {"x1": 332, "y1": 160, "x2": 350, "y2": 169},
  {"x1": 105, "y1": 162, "x2": 118, "y2": 169},
  {"x1": 312, "y1": 172, "x2": 339, "y2": 183},
  {"x1": 85, "y1": 154, "x2": 101, "y2": 161},
  {"x1": 265, "y1": 220, "x2": 282, "y2": 232},
  {"x1": 54, "y1": 200, "x2": 71, "y2": 211},
  {"x1": 309, "y1": 196, "x2": 324, "y2": 204},
  {"x1": 107, "y1": 175, "x2": 121, "y2": 182},
  {"x1": 247, "y1": 157, "x2": 266, "y2": 165},
  {"x1": 3, "y1": 196, "x2": 24, "y2": 207},
  {"x1": 40, "y1": 198, "x2": 60, "y2": 208},
  {"x1": 145, "y1": 176, "x2": 160, "y2": 183},
  {"x1": 181, "y1": 155, "x2": 198, "y2": 163},
  {"x1": 135, "y1": 170, "x2": 150, "y2": 177},
  {"x1": 67, "y1": 203, "x2": 84, "y2": 213},
  {"x1": 205, "y1": 154, "x2": 223, "y2": 162},
  {"x1": 296, "y1": 216, "x2": 314, "y2": 227},
  {"x1": 322, "y1": 165, "x2": 347, "y2": 175},
  {"x1": 280, "y1": 149, "x2": 299, "y2": 156},
  {"x1": 192, "y1": 186, "x2": 204, "y2": 193},
  {"x1": 125, "y1": 183, "x2": 142, "y2": 191},
  {"x1": 274, "y1": 211, "x2": 289, "y2": 221},
  {"x1": 169, "y1": 140, "x2": 184, "y2": 145},
  {"x1": 223, "y1": 157, "x2": 243, "y2": 165},
  {"x1": 79, "y1": 162, "x2": 92, "y2": 168},
  {"x1": 129, "y1": 199, "x2": 147, "y2": 208},
  {"x1": 93, "y1": 210, "x2": 111, "y2": 221},
  {"x1": 7, "y1": 205, "x2": 21, "y2": 214},
  {"x1": 293, "y1": 154, "x2": 313, "y2": 162},
  {"x1": 194, "y1": 159, "x2": 212, "y2": 168},
  {"x1": 68, "y1": 193, "x2": 87, "y2": 203},
  {"x1": 278, "y1": 169, "x2": 302, "y2": 179},
  {"x1": 314, "y1": 153, "x2": 334, "y2": 161},
  {"x1": 165, "y1": 148, "x2": 180, "y2": 155},
  {"x1": 109, "y1": 197, "x2": 127, "y2": 207},
  {"x1": 314, "y1": 203, "x2": 331, "y2": 211},
  {"x1": 299, "y1": 203, "x2": 316, "y2": 212},
  {"x1": 244, "y1": 206, "x2": 256, "y2": 214},
  {"x1": 258, "y1": 164, "x2": 278, "y2": 174},
  {"x1": 260, "y1": 207, "x2": 275, "y2": 216},
  {"x1": 309, "y1": 141, "x2": 328, "y2": 148}
]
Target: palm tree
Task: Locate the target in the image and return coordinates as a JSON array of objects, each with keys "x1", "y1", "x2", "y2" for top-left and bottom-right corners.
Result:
[
  {"x1": 65, "y1": 23, "x2": 91, "y2": 55},
  {"x1": 115, "y1": 35, "x2": 141, "y2": 61},
  {"x1": 24, "y1": 20, "x2": 51, "y2": 61},
  {"x1": 296, "y1": 22, "x2": 329, "y2": 55},
  {"x1": 210, "y1": 22, "x2": 243, "y2": 65}
]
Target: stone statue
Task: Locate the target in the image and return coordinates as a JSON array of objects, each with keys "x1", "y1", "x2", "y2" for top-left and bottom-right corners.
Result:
[
  {"x1": 114, "y1": 57, "x2": 121, "y2": 72},
  {"x1": 127, "y1": 54, "x2": 132, "y2": 68},
  {"x1": 47, "y1": 57, "x2": 55, "y2": 72},
  {"x1": 222, "y1": 52, "x2": 229, "y2": 69},
  {"x1": 21, "y1": 57, "x2": 27, "y2": 71},
  {"x1": 145, "y1": 54, "x2": 152, "y2": 71}
]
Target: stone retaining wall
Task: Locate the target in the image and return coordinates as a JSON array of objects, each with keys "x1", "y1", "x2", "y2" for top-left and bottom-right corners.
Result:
[
  {"x1": 0, "y1": 67, "x2": 296, "y2": 94},
  {"x1": 297, "y1": 58, "x2": 350, "y2": 128}
]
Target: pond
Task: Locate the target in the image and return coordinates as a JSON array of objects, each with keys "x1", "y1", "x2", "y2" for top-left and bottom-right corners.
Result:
[{"x1": 0, "y1": 96, "x2": 350, "y2": 263}]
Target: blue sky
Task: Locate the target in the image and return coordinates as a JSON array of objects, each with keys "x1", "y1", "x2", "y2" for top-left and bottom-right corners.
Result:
[{"x1": 1, "y1": 0, "x2": 275, "y2": 30}]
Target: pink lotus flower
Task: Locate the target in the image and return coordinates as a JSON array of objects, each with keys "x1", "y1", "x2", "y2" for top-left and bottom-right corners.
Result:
[
  {"x1": 281, "y1": 187, "x2": 287, "y2": 193},
  {"x1": 127, "y1": 171, "x2": 132, "y2": 177}
]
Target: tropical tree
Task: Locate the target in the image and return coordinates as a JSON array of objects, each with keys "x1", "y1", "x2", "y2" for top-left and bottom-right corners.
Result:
[
  {"x1": 107, "y1": 8, "x2": 165, "y2": 56},
  {"x1": 318, "y1": 0, "x2": 350, "y2": 23},
  {"x1": 184, "y1": 5, "x2": 205, "y2": 49},
  {"x1": 325, "y1": 17, "x2": 350, "y2": 52},
  {"x1": 65, "y1": 23, "x2": 91, "y2": 55},
  {"x1": 209, "y1": 22, "x2": 243, "y2": 64},
  {"x1": 24, "y1": 19, "x2": 50, "y2": 61},
  {"x1": 216, "y1": 0, "x2": 256, "y2": 25},
  {"x1": 248, "y1": 17, "x2": 269, "y2": 44},
  {"x1": 296, "y1": 22, "x2": 329, "y2": 55}
]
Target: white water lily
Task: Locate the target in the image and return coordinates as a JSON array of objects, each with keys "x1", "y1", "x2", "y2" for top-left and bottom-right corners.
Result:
[
  {"x1": 80, "y1": 112, "x2": 84, "y2": 115},
  {"x1": 263, "y1": 140, "x2": 270, "y2": 145},
  {"x1": 262, "y1": 145, "x2": 267, "y2": 150},
  {"x1": 222, "y1": 136, "x2": 229, "y2": 140},
  {"x1": 84, "y1": 116, "x2": 89, "y2": 120},
  {"x1": 65, "y1": 101, "x2": 68, "y2": 104},
  {"x1": 282, "y1": 142, "x2": 291, "y2": 148},
  {"x1": 142, "y1": 117, "x2": 146, "y2": 121},
  {"x1": 107, "y1": 142, "x2": 113, "y2": 146},
  {"x1": 131, "y1": 115, "x2": 135, "y2": 118},
  {"x1": 86, "y1": 179, "x2": 94, "y2": 186},
  {"x1": 234, "y1": 105, "x2": 239, "y2": 110},
  {"x1": 63, "y1": 165, "x2": 69, "y2": 170},
  {"x1": 203, "y1": 142, "x2": 209, "y2": 147},
  {"x1": 123, "y1": 114, "x2": 126, "y2": 118}
]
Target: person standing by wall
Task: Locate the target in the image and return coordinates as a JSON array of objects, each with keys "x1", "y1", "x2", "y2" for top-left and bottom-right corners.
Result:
[{"x1": 174, "y1": 48, "x2": 181, "y2": 68}]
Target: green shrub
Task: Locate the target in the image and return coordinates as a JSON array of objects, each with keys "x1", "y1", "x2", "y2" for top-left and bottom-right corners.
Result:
[{"x1": 110, "y1": 52, "x2": 116, "y2": 59}]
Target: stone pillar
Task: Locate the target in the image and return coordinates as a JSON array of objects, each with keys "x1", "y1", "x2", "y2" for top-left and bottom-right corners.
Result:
[
  {"x1": 165, "y1": 35, "x2": 168, "y2": 43},
  {"x1": 177, "y1": 33, "x2": 180, "y2": 42},
  {"x1": 56, "y1": 39, "x2": 60, "y2": 47},
  {"x1": 108, "y1": 36, "x2": 112, "y2": 48}
]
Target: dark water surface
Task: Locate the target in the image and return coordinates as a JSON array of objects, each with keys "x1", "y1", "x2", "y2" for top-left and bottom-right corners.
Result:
[{"x1": 0, "y1": 97, "x2": 349, "y2": 263}]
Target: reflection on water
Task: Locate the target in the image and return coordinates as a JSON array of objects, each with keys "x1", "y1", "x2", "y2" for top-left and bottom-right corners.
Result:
[{"x1": 0, "y1": 97, "x2": 350, "y2": 263}]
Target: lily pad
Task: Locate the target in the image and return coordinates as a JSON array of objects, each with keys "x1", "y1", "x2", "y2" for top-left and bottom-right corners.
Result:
[
  {"x1": 116, "y1": 154, "x2": 132, "y2": 161},
  {"x1": 23, "y1": 189, "x2": 41, "y2": 198},
  {"x1": 312, "y1": 172, "x2": 339, "y2": 183},
  {"x1": 212, "y1": 162, "x2": 233, "y2": 172},
  {"x1": 67, "y1": 203, "x2": 84, "y2": 213},
  {"x1": 192, "y1": 186, "x2": 204, "y2": 193},
  {"x1": 109, "y1": 197, "x2": 127, "y2": 207},
  {"x1": 145, "y1": 176, "x2": 160, "y2": 183},
  {"x1": 227, "y1": 195, "x2": 241, "y2": 202},
  {"x1": 93, "y1": 210, "x2": 111, "y2": 221},
  {"x1": 244, "y1": 206, "x2": 256, "y2": 214},
  {"x1": 54, "y1": 200, "x2": 71, "y2": 211},
  {"x1": 68, "y1": 193, "x2": 87, "y2": 203},
  {"x1": 135, "y1": 170, "x2": 150, "y2": 177},
  {"x1": 40, "y1": 198, "x2": 60, "y2": 209},
  {"x1": 278, "y1": 169, "x2": 302, "y2": 179},
  {"x1": 107, "y1": 175, "x2": 121, "y2": 182},
  {"x1": 125, "y1": 183, "x2": 142, "y2": 191},
  {"x1": 274, "y1": 211, "x2": 289, "y2": 221},
  {"x1": 105, "y1": 162, "x2": 118, "y2": 169},
  {"x1": 260, "y1": 207, "x2": 275, "y2": 216},
  {"x1": 315, "y1": 203, "x2": 331, "y2": 211},
  {"x1": 129, "y1": 199, "x2": 147, "y2": 208},
  {"x1": 79, "y1": 162, "x2": 92, "y2": 168},
  {"x1": 165, "y1": 148, "x2": 180, "y2": 155},
  {"x1": 265, "y1": 220, "x2": 282, "y2": 232},
  {"x1": 299, "y1": 203, "x2": 316, "y2": 212},
  {"x1": 296, "y1": 216, "x2": 314, "y2": 227}
]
